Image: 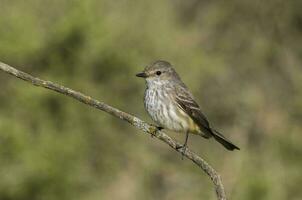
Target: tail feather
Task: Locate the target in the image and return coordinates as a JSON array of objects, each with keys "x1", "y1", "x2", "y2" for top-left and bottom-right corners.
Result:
[{"x1": 210, "y1": 129, "x2": 240, "y2": 151}]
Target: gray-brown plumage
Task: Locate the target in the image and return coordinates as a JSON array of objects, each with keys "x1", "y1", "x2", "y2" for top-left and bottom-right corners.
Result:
[{"x1": 136, "y1": 60, "x2": 239, "y2": 151}]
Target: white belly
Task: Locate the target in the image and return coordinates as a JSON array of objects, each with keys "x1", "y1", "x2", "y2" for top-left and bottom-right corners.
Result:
[{"x1": 144, "y1": 88, "x2": 198, "y2": 133}]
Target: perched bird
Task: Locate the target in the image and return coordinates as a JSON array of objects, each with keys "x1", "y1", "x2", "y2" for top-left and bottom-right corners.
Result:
[{"x1": 136, "y1": 60, "x2": 239, "y2": 153}]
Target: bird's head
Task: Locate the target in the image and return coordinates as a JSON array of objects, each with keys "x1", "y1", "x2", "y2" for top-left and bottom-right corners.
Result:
[{"x1": 136, "y1": 60, "x2": 180, "y2": 86}]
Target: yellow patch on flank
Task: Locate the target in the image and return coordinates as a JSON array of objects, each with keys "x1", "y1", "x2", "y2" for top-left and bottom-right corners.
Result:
[
  {"x1": 188, "y1": 117, "x2": 201, "y2": 134},
  {"x1": 178, "y1": 108, "x2": 200, "y2": 134}
]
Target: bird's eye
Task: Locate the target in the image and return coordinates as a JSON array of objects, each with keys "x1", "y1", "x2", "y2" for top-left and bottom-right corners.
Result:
[{"x1": 156, "y1": 71, "x2": 161, "y2": 76}]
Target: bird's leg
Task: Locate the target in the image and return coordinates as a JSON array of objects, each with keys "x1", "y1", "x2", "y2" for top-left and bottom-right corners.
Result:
[{"x1": 176, "y1": 131, "x2": 189, "y2": 159}]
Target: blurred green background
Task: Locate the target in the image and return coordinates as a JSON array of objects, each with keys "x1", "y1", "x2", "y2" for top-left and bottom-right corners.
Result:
[{"x1": 0, "y1": 0, "x2": 302, "y2": 200}]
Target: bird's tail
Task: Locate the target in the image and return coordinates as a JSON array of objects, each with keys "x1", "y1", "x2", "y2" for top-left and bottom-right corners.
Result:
[{"x1": 210, "y1": 129, "x2": 240, "y2": 151}]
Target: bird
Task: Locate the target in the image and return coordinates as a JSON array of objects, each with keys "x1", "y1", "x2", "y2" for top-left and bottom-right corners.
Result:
[{"x1": 136, "y1": 60, "x2": 239, "y2": 154}]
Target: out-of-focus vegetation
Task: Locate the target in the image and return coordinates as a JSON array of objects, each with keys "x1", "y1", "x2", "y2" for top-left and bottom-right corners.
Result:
[{"x1": 0, "y1": 0, "x2": 302, "y2": 199}]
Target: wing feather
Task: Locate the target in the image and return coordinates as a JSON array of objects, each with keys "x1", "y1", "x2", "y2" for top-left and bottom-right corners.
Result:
[{"x1": 175, "y1": 88, "x2": 211, "y2": 133}]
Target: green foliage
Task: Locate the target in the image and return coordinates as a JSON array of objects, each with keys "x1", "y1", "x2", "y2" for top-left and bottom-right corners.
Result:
[{"x1": 0, "y1": 0, "x2": 301, "y2": 199}]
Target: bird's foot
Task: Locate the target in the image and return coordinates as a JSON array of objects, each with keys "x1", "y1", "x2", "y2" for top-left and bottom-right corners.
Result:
[
  {"x1": 149, "y1": 126, "x2": 164, "y2": 138},
  {"x1": 157, "y1": 126, "x2": 164, "y2": 131},
  {"x1": 176, "y1": 144, "x2": 188, "y2": 160}
]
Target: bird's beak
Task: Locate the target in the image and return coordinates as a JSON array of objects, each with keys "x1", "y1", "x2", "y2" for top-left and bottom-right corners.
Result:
[{"x1": 136, "y1": 72, "x2": 148, "y2": 78}]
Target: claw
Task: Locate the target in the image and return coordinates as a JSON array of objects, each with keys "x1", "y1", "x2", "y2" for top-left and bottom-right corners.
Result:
[
  {"x1": 157, "y1": 126, "x2": 164, "y2": 131},
  {"x1": 149, "y1": 126, "x2": 163, "y2": 138},
  {"x1": 176, "y1": 144, "x2": 187, "y2": 160}
]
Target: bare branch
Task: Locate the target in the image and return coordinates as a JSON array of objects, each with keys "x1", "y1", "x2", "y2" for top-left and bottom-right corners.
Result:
[{"x1": 0, "y1": 61, "x2": 227, "y2": 200}]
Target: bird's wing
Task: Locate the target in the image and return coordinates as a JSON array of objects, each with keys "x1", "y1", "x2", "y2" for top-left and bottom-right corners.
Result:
[
  {"x1": 175, "y1": 86, "x2": 240, "y2": 150},
  {"x1": 175, "y1": 87, "x2": 211, "y2": 132}
]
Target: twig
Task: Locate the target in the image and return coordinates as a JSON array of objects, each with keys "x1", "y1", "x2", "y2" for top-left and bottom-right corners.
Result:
[{"x1": 0, "y1": 61, "x2": 227, "y2": 200}]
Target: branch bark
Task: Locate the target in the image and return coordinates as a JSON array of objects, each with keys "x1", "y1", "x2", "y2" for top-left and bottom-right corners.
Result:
[{"x1": 0, "y1": 61, "x2": 227, "y2": 200}]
